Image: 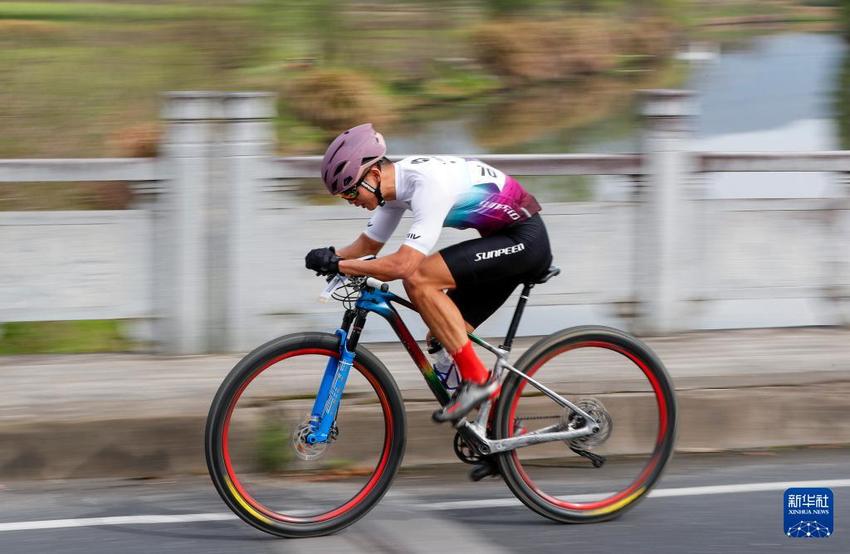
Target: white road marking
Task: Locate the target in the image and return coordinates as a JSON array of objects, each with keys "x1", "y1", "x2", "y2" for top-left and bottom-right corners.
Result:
[
  {"x1": 420, "y1": 478, "x2": 850, "y2": 511},
  {"x1": 0, "y1": 513, "x2": 236, "y2": 532},
  {"x1": 1, "y1": 478, "x2": 849, "y2": 533}
]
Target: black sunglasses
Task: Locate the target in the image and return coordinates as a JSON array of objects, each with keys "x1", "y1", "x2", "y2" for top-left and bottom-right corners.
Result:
[{"x1": 340, "y1": 180, "x2": 378, "y2": 200}]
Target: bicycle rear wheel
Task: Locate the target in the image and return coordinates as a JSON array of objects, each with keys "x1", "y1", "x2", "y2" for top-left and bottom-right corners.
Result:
[
  {"x1": 494, "y1": 326, "x2": 676, "y2": 523},
  {"x1": 205, "y1": 332, "x2": 406, "y2": 537}
]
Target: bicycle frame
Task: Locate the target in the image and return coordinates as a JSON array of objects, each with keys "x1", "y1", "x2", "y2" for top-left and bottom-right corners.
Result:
[{"x1": 306, "y1": 282, "x2": 599, "y2": 452}]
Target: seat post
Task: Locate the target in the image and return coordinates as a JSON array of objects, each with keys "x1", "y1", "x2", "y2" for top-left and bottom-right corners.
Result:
[{"x1": 500, "y1": 283, "x2": 534, "y2": 352}]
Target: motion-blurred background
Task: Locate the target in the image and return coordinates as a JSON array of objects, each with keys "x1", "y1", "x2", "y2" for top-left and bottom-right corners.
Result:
[
  {"x1": 1, "y1": 4, "x2": 849, "y2": 552},
  {"x1": 2, "y1": 0, "x2": 850, "y2": 353}
]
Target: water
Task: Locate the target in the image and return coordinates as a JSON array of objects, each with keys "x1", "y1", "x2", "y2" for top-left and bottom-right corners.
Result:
[{"x1": 384, "y1": 32, "x2": 850, "y2": 200}]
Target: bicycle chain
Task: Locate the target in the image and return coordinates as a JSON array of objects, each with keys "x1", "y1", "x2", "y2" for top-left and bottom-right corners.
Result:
[{"x1": 515, "y1": 415, "x2": 563, "y2": 421}]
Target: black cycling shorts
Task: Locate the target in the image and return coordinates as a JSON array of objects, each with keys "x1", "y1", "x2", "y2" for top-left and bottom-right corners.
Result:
[{"x1": 440, "y1": 214, "x2": 553, "y2": 329}]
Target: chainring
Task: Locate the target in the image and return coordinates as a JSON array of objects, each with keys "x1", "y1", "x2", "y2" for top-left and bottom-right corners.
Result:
[{"x1": 453, "y1": 431, "x2": 484, "y2": 465}]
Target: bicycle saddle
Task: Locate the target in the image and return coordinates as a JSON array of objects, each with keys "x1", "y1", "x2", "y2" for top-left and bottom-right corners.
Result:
[{"x1": 529, "y1": 265, "x2": 561, "y2": 285}]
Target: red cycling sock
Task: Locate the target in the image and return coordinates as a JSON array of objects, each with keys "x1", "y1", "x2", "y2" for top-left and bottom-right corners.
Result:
[{"x1": 451, "y1": 340, "x2": 489, "y2": 385}]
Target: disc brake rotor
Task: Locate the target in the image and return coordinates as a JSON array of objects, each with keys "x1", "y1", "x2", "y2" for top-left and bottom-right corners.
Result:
[{"x1": 291, "y1": 418, "x2": 338, "y2": 461}]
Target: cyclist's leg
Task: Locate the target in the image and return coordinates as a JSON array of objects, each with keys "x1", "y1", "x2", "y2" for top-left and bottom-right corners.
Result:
[
  {"x1": 406, "y1": 215, "x2": 552, "y2": 353},
  {"x1": 447, "y1": 279, "x2": 520, "y2": 330},
  {"x1": 402, "y1": 254, "x2": 493, "y2": 394},
  {"x1": 401, "y1": 253, "x2": 469, "y2": 354}
]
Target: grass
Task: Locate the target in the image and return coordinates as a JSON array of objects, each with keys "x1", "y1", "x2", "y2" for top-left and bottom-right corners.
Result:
[
  {"x1": 257, "y1": 416, "x2": 293, "y2": 473},
  {"x1": 0, "y1": 2, "x2": 245, "y2": 22},
  {"x1": 0, "y1": 320, "x2": 133, "y2": 354}
]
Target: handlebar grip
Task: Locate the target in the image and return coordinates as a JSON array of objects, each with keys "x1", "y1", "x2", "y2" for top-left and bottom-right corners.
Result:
[{"x1": 365, "y1": 277, "x2": 389, "y2": 292}]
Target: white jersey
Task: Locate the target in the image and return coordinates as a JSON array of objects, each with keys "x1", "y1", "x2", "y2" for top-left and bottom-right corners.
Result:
[{"x1": 363, "y1": 156, "x2": 541, "y2": 255}]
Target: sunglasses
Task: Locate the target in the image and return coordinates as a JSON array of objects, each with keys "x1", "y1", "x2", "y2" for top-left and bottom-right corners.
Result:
[{"x1": 340, "y1": 180, "x2": 378, "y2": 200}]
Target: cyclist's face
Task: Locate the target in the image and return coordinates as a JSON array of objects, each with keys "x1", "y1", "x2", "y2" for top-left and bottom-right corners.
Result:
[{"x1": 342, "y1": 167, "x2": 380, "y2": 210}]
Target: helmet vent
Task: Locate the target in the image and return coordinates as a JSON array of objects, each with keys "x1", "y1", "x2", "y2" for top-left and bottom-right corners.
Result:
[
  {"x1": 328, "y1": 142, "x2": 346, "y2": 162},
  {"x1": 333, "y1": 161, "x2": 346, "y2": 177}
]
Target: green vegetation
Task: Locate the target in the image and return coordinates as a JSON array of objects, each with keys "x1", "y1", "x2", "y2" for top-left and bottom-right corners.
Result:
[
  {"x1": 0, "y1": 1, "x2": 682, "y2": 160},
  {"x1": 0, "y1": 1, "x2": 839, "y2": 353},
  {"x1": 256, "y1": 415, "x2": 293, "y2": 473},
  {"x1": 0, "y1": 320, "x2": 132, "y2": 354},
  {"x1": 0, "y1": 0, "x2": 835, "y2": 163},
  {"x1": 0, "y1": 2, "x2": 243, "y2": 22}
]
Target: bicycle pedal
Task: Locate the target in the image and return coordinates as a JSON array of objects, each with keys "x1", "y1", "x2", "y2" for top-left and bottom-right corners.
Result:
[{"x1": 469, "y1": 459, "x2": 500, "y2": 482}]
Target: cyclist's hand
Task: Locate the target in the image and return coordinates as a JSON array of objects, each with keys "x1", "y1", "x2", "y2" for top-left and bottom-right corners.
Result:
[{"x1": 305, "y1": 246, "x2": 341, "y2": 276}]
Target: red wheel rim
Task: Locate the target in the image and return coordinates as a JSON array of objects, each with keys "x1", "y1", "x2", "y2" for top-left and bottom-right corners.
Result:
[
  {"x1": 220, "y1": 348, "x2": 394, "y2": 524},
  {"x1": 507, "y1": 340, "x2": 669, "y2": 513}
]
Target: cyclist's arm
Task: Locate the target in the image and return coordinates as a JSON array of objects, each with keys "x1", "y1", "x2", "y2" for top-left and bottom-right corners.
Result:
[
  {"x1": 338, "y1": 187, "x2": 449, "y2": 280},
  {"x1": 336, "y1": 233, "x2": 384, "y2": 260},
  {"x1": 339, "y1": 245, "x2": 425, "y2": 281}
]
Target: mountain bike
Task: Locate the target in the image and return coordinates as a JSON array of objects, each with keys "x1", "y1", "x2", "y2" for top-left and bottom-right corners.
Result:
[{"x1": 205, "y1": 266, "x2": 677, "y2": 538}]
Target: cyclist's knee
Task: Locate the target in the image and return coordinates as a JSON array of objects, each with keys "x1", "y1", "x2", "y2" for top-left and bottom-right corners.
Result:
[
  {"x1": 404, "y1": 257, "x2": 454, "y2": 293},
  {"x1": 402, "y1": 267, "x2": 428, "y2": 293}
]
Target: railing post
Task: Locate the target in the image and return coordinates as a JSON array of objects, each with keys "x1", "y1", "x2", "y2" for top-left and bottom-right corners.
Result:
[
  {"x1": 219, "y1": 93, "x2": 277, "y2": 351},
  {"x1": 835, "y1": 172, "x2": 850, "y2": 326},
  {"x1": 158, "y1": 92, "x2": 221, "y2": 354},
  {"x1": 634, "y1": 90, "x2": 698, "y2": 335}
]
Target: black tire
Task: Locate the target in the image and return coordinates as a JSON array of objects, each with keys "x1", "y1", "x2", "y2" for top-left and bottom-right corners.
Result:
[
  {"x1": 205, "y1": 332, "x2": 406, "y2": 537},
  {"x1": 494, "y1": 326, "x2": 677, "y2": 523}
]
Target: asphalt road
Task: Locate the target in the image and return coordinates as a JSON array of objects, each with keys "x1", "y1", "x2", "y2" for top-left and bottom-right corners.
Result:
[{"x1": 0, "y1": 448, "x2": 848, "y2": 553}]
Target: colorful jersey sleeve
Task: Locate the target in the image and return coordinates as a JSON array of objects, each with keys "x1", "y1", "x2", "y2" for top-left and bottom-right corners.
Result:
[{"x1": 364, "y1": 205, "x2": 405, "y2": 244}]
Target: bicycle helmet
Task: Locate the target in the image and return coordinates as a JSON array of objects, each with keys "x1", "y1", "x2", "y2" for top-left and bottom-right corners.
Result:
[{"x1": 321, "y1": 123, "x2": 387, "y2": 196}]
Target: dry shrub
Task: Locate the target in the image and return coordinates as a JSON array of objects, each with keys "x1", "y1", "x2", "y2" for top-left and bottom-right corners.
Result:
[
  {"x1": 471, "y1": 17, "x2": 620, "y2": 83},
  {"x1": 107, "y1": 122, "x2": 161, "y2": 158},
  {"x1": 99, "y1": 122, "x2": 161, "y2": 210},
  {"x1": 0, "y1": 19, "x2": 66, "y2": 40},
  {"x1": 471, "y1": 15, "x2": 680, "y2": 83},
  {"x1": 286, "y1": 68, "x2": 395, "y2": 130},
  {"x1": 612, "y1": 17, "x2": 677, "y2": 60}
]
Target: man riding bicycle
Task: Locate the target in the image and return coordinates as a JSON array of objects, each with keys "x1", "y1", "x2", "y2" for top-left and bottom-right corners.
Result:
[{"x1": 305, "y1": 123, "x2": 553, "y2": 423}]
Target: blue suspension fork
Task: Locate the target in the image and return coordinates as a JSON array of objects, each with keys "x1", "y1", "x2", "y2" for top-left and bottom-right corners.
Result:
[{"x1": 306, "y1": 310, "x2": 364, "y2": 445}]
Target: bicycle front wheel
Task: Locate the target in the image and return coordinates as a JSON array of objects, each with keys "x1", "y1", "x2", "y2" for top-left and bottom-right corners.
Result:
[
  {"x1": 494, "y1": 326, "x2": 676, "y2": 523},
  {"x1": 205, "y1": 332, "x2": 406, "y2": 537}
]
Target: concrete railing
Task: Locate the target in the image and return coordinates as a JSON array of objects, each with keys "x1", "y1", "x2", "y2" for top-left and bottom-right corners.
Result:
[{"x1": 1, "y1": 90, "x2": 849, "y2": 353}]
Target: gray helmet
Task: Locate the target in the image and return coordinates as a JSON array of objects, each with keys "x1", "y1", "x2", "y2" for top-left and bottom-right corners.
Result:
[{"x1": 321, "y1": 123, "x2": 387, "y2": 195}]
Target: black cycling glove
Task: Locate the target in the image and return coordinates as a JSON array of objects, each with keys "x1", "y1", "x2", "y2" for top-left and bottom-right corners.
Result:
[{"x1": 305, "y1": 246, "x2": 341, "y2": 276}]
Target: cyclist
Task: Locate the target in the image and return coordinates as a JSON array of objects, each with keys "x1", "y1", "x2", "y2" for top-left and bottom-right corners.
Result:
[{"x1": 306, "y1": 123, "x2": 553, "y2": 423}]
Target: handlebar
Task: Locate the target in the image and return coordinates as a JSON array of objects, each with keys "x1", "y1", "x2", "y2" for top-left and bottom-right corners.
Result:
[
  {"x1": 318, "y1": 273, "x2": 390, "y2": 302},
  {"x1": 316, "y1": 254, "x2": 389, "y2": 301}
]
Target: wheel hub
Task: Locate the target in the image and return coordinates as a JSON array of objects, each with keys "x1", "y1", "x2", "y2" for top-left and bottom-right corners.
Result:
[
  {"x1": 291, "y1": 418, "x2": 338, "y2": 461},
  {"x1": 565, "y1": 398, "x2": 612, "y2": 448}
]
